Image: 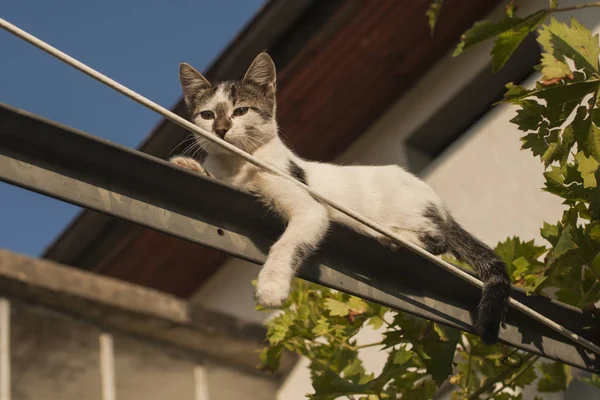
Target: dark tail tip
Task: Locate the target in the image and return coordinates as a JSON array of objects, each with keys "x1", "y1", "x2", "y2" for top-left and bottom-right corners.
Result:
[
  {"x1": 475, "y1": 277, "x2": 510, "y2": 345},
  {"x1": 428, "y1": 210, "x2": 511, "y2": 344}
]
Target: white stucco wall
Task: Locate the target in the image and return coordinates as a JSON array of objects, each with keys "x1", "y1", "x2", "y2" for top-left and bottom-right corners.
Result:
[
  {"x1": 10, "y1": 300, "x2": 277, "y2": 400},
  {"x1": 191, "y1": 1, "x2": 600, "y2": 398}
]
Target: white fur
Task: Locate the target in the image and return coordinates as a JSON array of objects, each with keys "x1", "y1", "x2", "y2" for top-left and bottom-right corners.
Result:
[
  {"x1": 172, "y1": 132, "x2": 446, "y2": 307},
  {"x1": 172, "y1": 55, "x2": 447, "y2": 308},
  {"x1": 192, "y1": 87, "x2": 277, "y2": 156}
]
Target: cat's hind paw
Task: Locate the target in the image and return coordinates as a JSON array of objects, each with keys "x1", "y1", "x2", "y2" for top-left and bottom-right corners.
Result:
[{"x1": 170, "y1": 156, "x2": 206, "y2": 174}]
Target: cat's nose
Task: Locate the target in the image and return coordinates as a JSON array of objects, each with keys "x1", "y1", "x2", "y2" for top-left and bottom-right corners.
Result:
[{"x1": 215, "y1": 128, "x2": 228, "y2": 139}]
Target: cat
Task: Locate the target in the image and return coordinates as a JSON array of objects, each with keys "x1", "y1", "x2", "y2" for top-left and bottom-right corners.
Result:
[{"x1": 170, "y1": 53, "x2": 510, "y2": 344}]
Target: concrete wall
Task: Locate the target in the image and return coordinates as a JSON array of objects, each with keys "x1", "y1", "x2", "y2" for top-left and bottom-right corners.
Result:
[
  {"x1": 190, "y1": 0, "x2": 600, "y2": 398},
  {"x1": 8, "y1": 299, "x2": 276, "y2": 400}
]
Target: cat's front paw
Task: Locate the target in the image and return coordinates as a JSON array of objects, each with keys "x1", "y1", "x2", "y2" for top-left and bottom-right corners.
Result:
[
  {"x1": 255, "y1": 272, "x2": 290, "y2": 308},
  {"x1": 170, "y1": 156, "x2": 206, "y2": 174}
]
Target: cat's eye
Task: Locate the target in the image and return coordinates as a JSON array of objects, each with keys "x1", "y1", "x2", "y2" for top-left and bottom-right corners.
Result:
[
  {"x1": 233, "y1": 107, "x2": 249, "y2": 117},
  {"x1": 199, "y1": 110, "x2": 214, "y2": 120}
]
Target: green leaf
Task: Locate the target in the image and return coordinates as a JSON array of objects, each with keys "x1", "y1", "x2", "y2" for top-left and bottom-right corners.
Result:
[
  {"x1": 591, "y1": 187, "x2": 600, "y2": 220},
  {"x1": 442, "y1": 254, "x2": 474, "y2": 271},
  {"x1": 311, "y1": 367, "x2": 369, "y2": 400},
  {"x1": 593, "y1": 252, "x2": 600, "y2": 276},
  {"x1": 539, "y1": 52, "x2": 573, "y2": 81},
  {"x1": 544, "y1": 165, "x2": 565, "y2": 186},
  {"x1": 512, "y1": 256, "x2": 531, "y2": 280},
  {"x1": 557, "y1": 122, "x2": 576, "y2": 164},
  {"x1": 549, "y1": 0, "x2": 558, "y2": 8},
  {"x1": 570, "y1": 106, "x2": 600, "y2": 160},
  {"x1": 393, "y1": 347, "x2": 413, "y2": 366},
  {"x1": 492, "y1": 12, "x2": 549, "y2": 72},
  {"x1": 553, "y1": 224, "x2": 579, "y2": 259},
  {"x1": 396, "y1": 315, "x2": 460, "y2": 386},
  {"x1": 367, "y1": 316, "x2": 385, "y2": 330},
  {"x1": 325, "y1": 299, "x2": 350, "y2": 317},
  {"x1": 575, "y1": 151, "x2": 599, "y2": 188},
  {"x1": 381, "y1": 330, "x2": 405, "y2": 349},
  {"x1": 401, "y1": 380, "x2": 437, "y2": 400},
  {"x1": 504, "y1": 82, "x2": 530, "y2": 100},
  {"x1": 426, "y1": 0, "x2": 444, "y2": 34},
  {"x1": 543, "y1": 164, "x2": 591, "y2": 203},
  {"x1": 454, "y1": 11, "x2": 548, "y2": 62},
  {"x1": 514, "y1": 362, "x2": 538, "y2": 387},
  {"x1": 492, "y1": 26, "x2": 530, "y2": 72},
  {"x1": 454, "y1": 19, "x2": 523, "y2": 56},
  {"x1": 541, "y1": 129, "x2": 562, "y2": 167},
  {"x1": 584, "y1": 123, "x2": 600, "y2": 160},
  {"x1": 511, "y1": 100, "x2": 545, "y2": 131},
  {"x1": 312, "y1": 317, "x2": 332, "y2": 336},
  {"x1": 521, "y1": 132, "x2": 549, "y2": 157},
  {"x1": 342, "y1": 358, "x2": 364, "y2": 378},
  {"x1": 267, "y1": 312, "x2": 294, "y2": 345},
  {"x1": 348, "y1": 296, "x2": 369, "y2": 314},
  {"x1": 502, "y1": 79, "x2": 599, "y2": 106},
  {"x1": 537, "y1": 362, "x2": 572, "y2": 392},
  {"x1": 259, "y1": 345, "x2": 283, "y2": 372},
  {"x1": 541, "y1": 222, "x2": 560, "y2": 246},
  {"x1": 556, "y1": 288, "x2": 584, "y2": 304},
  {"x1": 495, "y1": 237, "x2": 547, "y2": 280},
  {"x1": 590, "y1": 223, "x2": 600, "y2": 242},
  {"x1": 538, "y1": 17, "x2": 600, "y2": 74}
]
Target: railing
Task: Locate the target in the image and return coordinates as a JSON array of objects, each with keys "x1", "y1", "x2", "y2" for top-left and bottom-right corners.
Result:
[{"x1": 0, "y1": 103, "x2": 598, "y2": 377}]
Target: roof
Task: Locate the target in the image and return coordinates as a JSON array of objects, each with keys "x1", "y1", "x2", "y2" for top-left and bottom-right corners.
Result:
[{"x1": 44, "y1": 0, "x2": 502, "y2": 297}]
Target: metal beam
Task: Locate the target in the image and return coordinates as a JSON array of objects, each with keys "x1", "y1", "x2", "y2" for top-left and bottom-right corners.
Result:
[{"x1": 0, "y1": 103, "x2": 598, "y2": 373}]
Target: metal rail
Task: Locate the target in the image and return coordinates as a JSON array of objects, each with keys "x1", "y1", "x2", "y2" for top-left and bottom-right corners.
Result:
[{"x1": 0, "y1": 102, "x2": 598, "y2": 373}]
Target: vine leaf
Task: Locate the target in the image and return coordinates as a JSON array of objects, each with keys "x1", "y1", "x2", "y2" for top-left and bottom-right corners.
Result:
[
  {"x1": 454, "y1": 11, "x2": 549, "y2": 72},
  {"x1": 426, "y1": 0, "x2": 444, "y2": 34},
  {"x1": 325, "y1": 299, "x2": 350, "y2": 317},
  {"x1": 537, "y1": 362, "x2": 572, "y2": 392},
  {"x1": 552, "y1": 224, "x2": 578, "y2": 260},
  {"x1": 575, "y1": 151, "x2": 599, "y2": 188},
  {"x1": 538, "y1": 17, "x2": 600, "y2": 75},
  {"x1": 511, "y1": 99, "x2": 545, "y2": 132},
  {"x1": 539, "y1": 53, "x2": 573, "y2": 82}
]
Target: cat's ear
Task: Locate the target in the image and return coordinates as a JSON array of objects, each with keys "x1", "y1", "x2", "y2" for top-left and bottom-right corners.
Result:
[
  {"x1": 179, "y1": 63, "x2": 212, "y2": 109},
  {"x1": 243, "y1": 53, "x2": 276, "y2": 94}
]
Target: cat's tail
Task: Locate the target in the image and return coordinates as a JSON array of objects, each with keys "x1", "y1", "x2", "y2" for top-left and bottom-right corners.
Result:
[{"x1": 443, "y1": 217, "x2": 510, "y2": 344}]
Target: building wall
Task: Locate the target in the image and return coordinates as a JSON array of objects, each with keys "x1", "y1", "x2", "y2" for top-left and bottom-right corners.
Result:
[
  {"x1": 190, "y1": 1, "x2": 600, "y2": 398},
  {"x1": 9, "y1": 299, "x2": 277, "y2": 400}
]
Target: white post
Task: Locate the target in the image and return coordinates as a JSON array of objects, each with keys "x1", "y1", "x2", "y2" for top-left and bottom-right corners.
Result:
[
  {"x1": 193, "y1": 365, "x2": 209, "y2": 400},
  {"x1": 0, "y1": 299, "x2": 10, "y2": 400},
  {"x1": 99, "y1": 333, "x2": 116, "y2": 400}
]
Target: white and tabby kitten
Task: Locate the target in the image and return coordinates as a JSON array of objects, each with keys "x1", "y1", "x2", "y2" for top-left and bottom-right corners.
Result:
[{"x1": 171, "y1": 53, "x2": 510, "y2": 344}]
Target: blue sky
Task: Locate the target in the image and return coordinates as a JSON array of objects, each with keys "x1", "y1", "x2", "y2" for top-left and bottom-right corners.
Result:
[{"x1": 0, "y1": 0, "x2": 264, "y2": 256}]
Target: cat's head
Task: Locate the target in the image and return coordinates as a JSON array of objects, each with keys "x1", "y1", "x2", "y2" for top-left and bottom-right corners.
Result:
[{"x1": 179, "y1": 53, "x2": 278, "y2": 155}]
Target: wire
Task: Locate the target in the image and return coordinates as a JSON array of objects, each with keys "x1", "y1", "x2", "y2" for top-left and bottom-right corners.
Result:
[{"x1": 1, "y1": 17, "x2": 599, "y2": 356}]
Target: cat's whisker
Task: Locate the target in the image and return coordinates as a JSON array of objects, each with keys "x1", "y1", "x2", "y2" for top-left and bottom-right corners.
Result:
[
  {"x1": 191, "y1": 143, "x2": 205, "y2": 160},
  {"x1": 168, "y1": 136, "x2": 198, "y2": 158},
  {"x1": 238, "y1": 137, "x2": 255, "y2": 154},
  {"x1": 181, "y1": 141, "x2": 201, "y2": 159},
  {"x1": 237, "y1": 136, "x2": 263, "y2": 153},
  {"x1": 277, "y1": 127, "x2": 293, "y2": 149}
]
